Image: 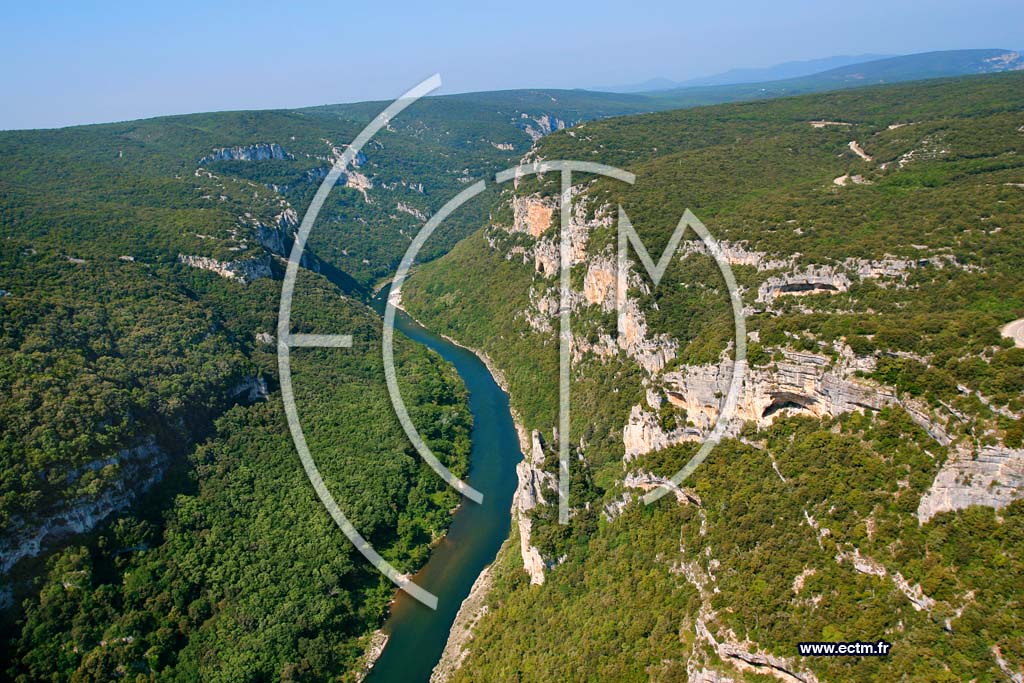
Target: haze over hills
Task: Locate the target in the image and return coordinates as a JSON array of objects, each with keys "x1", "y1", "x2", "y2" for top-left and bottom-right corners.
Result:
[
  {"x1": 635, "y1": 48, "x2": 1024, "y2": 108},
  {"x1": 597, "y1": 53, "x2": 893, "y2": 92}
]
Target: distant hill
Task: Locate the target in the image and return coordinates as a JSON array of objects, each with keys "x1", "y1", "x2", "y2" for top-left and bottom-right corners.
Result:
[
  {"x1": 644, "y1": 48, "x2": 1024, "y2": 107},
  {"x1": 779, "y1": 48, "x2": 1024, "y2": 87},
  {"x1": 599, "y1": 53, "x2": 892, "y2": 92},
  {"x1": 676, "y1": 53, "x2": 894, "y2": 87}
]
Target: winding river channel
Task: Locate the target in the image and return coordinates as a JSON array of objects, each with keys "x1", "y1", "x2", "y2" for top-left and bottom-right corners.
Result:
[{"x1": 365, "y1": 291, "x2": 522, "y2": 683}]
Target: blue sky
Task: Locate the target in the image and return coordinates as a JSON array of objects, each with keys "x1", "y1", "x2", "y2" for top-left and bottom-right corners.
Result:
[{"x1": 2, "y1": 0, "x2": 1021, "y2": 129}]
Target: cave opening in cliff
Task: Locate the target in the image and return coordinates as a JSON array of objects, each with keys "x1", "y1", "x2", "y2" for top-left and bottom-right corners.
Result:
[
  {"x1": 762, "y1": 392, "x2": 818, "y2": 419},
  {"x1": 778, "y1": 282, "x2": 840, "y2": 295}
]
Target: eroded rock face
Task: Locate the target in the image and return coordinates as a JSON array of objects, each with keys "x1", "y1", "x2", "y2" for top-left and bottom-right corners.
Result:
[
  {"x1": 430, "y1": 564, "x2": 493, "y2": 683},
  {"x1": 517, "y1": 114, "x2": 571, "y2": 142},
  {"x1": 231, "y1": 375, "x2": 269, "y2": 403},
  {"x1": 254, "y1": 208, "x2": 299, "y2": 255},
  {"x1": 688, "y1": 668, "x2": 736, "y2": 683},
  {"x1": 679, "y1": 239, "x2": 792, "y2": 272},
  {"x1": 623, "y1": 347, "x2": 965, "y2": 468},
  {"x1": 661, "y1": 350, "x2": 895, "y2": 435},
  {"x1": 201, "y1": 143, "x2": 292, "y2": 163},
  {"x1": 511, "y1": 196, "x2": 555, "y2": 237},
  {"x1": 624, "y1": 471, "x2": 701, "y2": 505},
  {"x1": 616, "y1": 297, "x2": 677, "y2": 374},
  {"x1": 327, "y1": 145, "x2": 368, "y2": 168},
  {"x1": 533, "y1": 239, "x2": 560, "y2": 278},
  {"x1": 1, "y1": 440, "x2": 168, "y2": 574},
  {"x1": 512, "y1": 430, "x2": 555, "y2": 585},
  {"x1": 623, "y1": 405, "x2": 694, "y2": 460},
  {"x1": 716, "y1": 643, "x2": 819, "y2": 683},
  {"x1": 757, "y1": 267, "x2": 851, "y2": 302},
  {"x1": 917, "y1": 444, "x2": 1024, "y2": 522},
  {"x1": 583, "y1": 257, "x2": 616, "y2": 309},
  {"x1": 177, "y1": 254, "x2": 273, "y2": 283},
  {"x1": 396, "y1": 202, "x2": 427, "y2": 222},
  {"x1": 496, "y1": 187, "x2": 1024, "y2": 536}
]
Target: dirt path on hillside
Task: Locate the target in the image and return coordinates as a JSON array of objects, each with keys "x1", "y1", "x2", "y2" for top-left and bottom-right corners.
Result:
[{"x1": 1002, "y1": 319, "x2": 1024, "y2": 348}]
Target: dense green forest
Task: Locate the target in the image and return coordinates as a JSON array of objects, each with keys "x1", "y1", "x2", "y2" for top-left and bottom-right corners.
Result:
[
  {"x1": 3, "y1": 54, "x2": 1024, "y2": 683},
  {"x1": 402, "y1": 72, "x2": 1024, "y2": 681},
  {"x1": 1, "y1": 79, "x2": 774, "y2": 681},
  {"x1": 0, "y1": 87, "x2": 609, "y2": 680},
  {"x1": 0, "y1": 84, "x2": 664, "y2": 555},
  {"x1": 7, "y1": 289, "x2": 473, "y2": 682}
]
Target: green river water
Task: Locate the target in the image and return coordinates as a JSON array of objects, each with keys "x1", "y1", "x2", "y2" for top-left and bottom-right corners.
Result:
[{"x1": 365, "y1": 291, "x2": 522, "y2": 682}]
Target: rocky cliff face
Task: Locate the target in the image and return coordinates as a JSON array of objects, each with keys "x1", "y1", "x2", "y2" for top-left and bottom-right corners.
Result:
[
  {"x1": 757, "y1": 266, "x2": 851, "y2": 302},
  {"x1": 516, "y1": 114, "x2": 572, "y2": 142},
  {"x1": 511, "y1": 196, "x2": 555, "y2": 237},
  {"x1": 254, "y1": 208, "x2": 299, "y2": 255},
  {"x1": 1, "y1": 440, "x2": 168, "y2": 574},
  {"x1": 623, "y1": 347, "x2": 902, "y2": 458},
  {"x1": 177, "y1": 254, "x2": 273, "y2": 283},
  {"x1": 430, "y1": 562, "x2": 494, "y2": 683},
  {"x1": 512, "y1": 430, "x2": 555, "y2": 585},
  {"x1": 231, "y1": 375, "x2": 270, "y2": 403},
  {"x1": 917, "y1": 444, "x2": 1024, "y2": 522},
  {"x1": 201, "y1": 142, "x2": 293, "y2": 163},
  {"x1": 489, "y1": 186, "x2": 1024, "y2": 524}
]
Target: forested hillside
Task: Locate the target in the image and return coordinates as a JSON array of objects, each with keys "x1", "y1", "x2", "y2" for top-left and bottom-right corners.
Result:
[
  {"x1": 0, "y1": 87, "x2": 656, "y2": 680},
  {"x1": 402, "y1": 72, "x2": 1024, "y2": 681},
  {"x1": 3, "y1": 54, "x2": 1024, "y2": 683}
]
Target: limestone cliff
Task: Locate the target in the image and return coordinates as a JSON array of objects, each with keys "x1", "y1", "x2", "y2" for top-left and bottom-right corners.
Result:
[
  {"x1": 201, "y1": 142, "x2": 292, "y2": 163},
  {"x1": 1, "y1": 440, "x2": 167, "y2": 574},
  {"x1": 917, "y1": 444, "x2": 1024, "y2": 522},
  {"x1": 512, "y1": 430, "x2": 555, "y2": 584},
  {"x1": 177, "y1": 254, "x2": 273, "y2": 283}
]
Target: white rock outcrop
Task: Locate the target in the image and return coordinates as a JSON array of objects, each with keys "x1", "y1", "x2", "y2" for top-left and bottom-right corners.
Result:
[
  {"x1": 617, "y1": 297, "x2": 677, "y2": 374},
  {"x1": 917, "y1": 444, "x2": 1024, "y2": 522},
  {"x1": 1, "y1": 440, "x2": 168, "y2": 574},
  {"x1": 518, "y1": 113, "x2": 571, "y2": 141},
  {"x1": 757, "y1": 267, "x2": 851, "y2": 302},
  {"x1": 679, "y1": 239, "x2": 792, "y2": 272},
  {"x1": 623, "y1": 405, "x2": 697, "y2": 460},
  {"x1": 396, "y1": 202, "x2": 427, "y2": 222},
  {"x1": 512, "y1": 430, "x2": 555, "y2": 584},
  {"x1": 201, "y1": 143, "x2": 292, "y2": 163},
  {"x1": 624, "y1": 471, "x2": 701, "y2": 506},
  {"x1": 430, "y1": 563, "x2": 493, "y2": 682},
  {"x1": 177, "y1": 254, "x2": 273, "y2": 283},
  {"x1": 834, "y1": 547, "x2": 935, "y2": 611},
  {"x1": 659, "y1": 350, "x2": 893, "y2": 435}
]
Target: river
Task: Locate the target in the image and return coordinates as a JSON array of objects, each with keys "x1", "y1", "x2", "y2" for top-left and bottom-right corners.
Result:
[{"x1": 365, "y1": 290, "x2": 521, "y2": 683}]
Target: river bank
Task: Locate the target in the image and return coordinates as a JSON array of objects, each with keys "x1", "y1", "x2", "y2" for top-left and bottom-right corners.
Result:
[
  {"x1": 382, "y1": 286, "x2": 534, "y2": 683},
  {"x1": 429, "y1": 542, "x2": 501, "y2": 683},
  {"x1": 362, "y1": 287, "x2": 524, "y2": 683}
]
